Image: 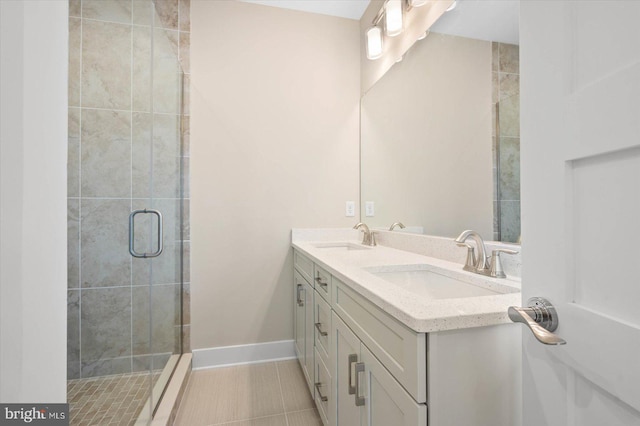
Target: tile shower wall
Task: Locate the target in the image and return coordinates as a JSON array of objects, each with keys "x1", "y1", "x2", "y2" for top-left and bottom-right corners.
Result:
[
  {"x1": 492, "y1": 42, "x2": 520, "y2": 243},
  {"x1": 67, "y1": 0, "x2": 190, "y2": 379}
]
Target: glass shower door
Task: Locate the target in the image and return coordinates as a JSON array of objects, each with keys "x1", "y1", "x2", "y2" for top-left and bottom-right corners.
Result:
[
  {"x1": 66, "y1": 1, "x2": 186, "y2": 424},
  {"x1": 130, "y1": 5, "x2": 186, "y2": 421}
]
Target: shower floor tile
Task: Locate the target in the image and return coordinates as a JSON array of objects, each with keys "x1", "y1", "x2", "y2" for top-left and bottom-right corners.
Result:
[{"x1": 67, "y1": 371, "x2": 161, "y2": 426}]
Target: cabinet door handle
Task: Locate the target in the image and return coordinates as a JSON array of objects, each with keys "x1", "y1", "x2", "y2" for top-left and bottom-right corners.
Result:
[
  {"x1": 315, "y1": 382, "x2": 328, "y2": 402},
  {"x1": 315, "y1": 322, "x2": 328, "y2": 337},
  {"x1": 354, "y1": 362, "x2": 365, "y2": 406},
  {"x1": 296, "y1": 284, "x2": 303, "y2": 306},
  {"x1": 347, "y1": 354, "x2": 358, "y2": 395},
  {"x1": 315, "y1": 276, "x2": 328, "y2": 287}
]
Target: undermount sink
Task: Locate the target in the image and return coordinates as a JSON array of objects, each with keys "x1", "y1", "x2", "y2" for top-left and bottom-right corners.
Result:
[
  {"x1": 312, "y1": 242, "x2": 371, "y2": 251},
  {"x1": 365, "y1": 265, "x2": 516, "y2": 300}
]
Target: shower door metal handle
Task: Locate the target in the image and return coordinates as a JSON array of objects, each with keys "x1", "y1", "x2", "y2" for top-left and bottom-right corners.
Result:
[{"x1": 129, "y1": 209, "x2": 164, "y2": 258}]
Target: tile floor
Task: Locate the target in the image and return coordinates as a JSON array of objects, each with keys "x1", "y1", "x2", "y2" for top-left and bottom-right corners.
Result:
[
  {"x1": 67, "y1": 371, "x2": 160, "y2": 425},
  {"x1": 174, "y1": 360, "x2": 322, "y2": 426}
]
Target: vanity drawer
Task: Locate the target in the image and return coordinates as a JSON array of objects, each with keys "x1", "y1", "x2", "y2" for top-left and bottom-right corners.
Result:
[
  {"x1": 313, "y1": 264, "x2": 332, "y2": 302},
  {"x1": 314, "y1": 292, "x2": 332, "y2": 367},
  {"x1": 294, "y1": 250, "x2": 313, "y2": 284},
  {"x1": 314, "y1": 347, "x2": 331, "y2": 426},
  {"x1": 332, "y1": 278, "x2": 427, "y2": 403}
]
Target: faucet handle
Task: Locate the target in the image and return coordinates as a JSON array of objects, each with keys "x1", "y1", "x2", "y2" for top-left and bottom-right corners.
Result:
[
  {"x1": 370, "y1": 231, "x2": 377, "y2": 246},
  {"x1": 489, "y1": 249, "x2": 518, "y2": 278},
  {"x1": 457, "y1": 243, "x2": 476, "y2": 272}
]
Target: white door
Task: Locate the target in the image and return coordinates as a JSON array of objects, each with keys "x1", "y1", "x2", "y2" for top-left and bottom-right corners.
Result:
[{"x1": 520, "y1": 2, "x2": 640, "y2": 425}]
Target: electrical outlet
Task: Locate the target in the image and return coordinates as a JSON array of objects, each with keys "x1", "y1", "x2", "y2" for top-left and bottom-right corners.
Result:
[
  {"x1": 365, "y1": 201, "x2": 375, "y2": 217},
  {"x1": 345, "y1": 201, "x2": 355, "y2": 217}
]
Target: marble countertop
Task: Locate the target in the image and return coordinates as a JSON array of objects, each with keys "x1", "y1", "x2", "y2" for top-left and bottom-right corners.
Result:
[{"x1": 292, "y1": 238, "x2": 522, "y2": 333}]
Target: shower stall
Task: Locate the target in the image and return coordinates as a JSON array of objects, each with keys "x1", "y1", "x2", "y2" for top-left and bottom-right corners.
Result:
[{"x1": 67, "y1": 0, "x2": 190, "y2": 424}]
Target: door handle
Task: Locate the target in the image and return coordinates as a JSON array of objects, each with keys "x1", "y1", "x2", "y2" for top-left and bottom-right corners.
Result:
[
  {"x1": 354, "y1": 362, "x2": 365, "y2": 406},
  {"x1": 129, "y1": 209, "x2": 163, "y2": 258},
  {"x1": 508, "y1": 297, "x2": 566, "y2": 345},
  {"x1": 347, "y1": 354, "x2": 357, "y2": 395}
]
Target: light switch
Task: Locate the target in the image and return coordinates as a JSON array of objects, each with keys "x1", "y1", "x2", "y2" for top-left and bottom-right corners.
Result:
[
  {"x1": 345, "y1": 201, "x2": 355, "y2": 217},
  {"x1": 365, "y1": 201, "x2": 375, "y2": 217}
]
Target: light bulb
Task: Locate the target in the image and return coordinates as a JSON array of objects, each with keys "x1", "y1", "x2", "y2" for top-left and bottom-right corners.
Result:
[
  {"x1": 385, "y1": 0, "x2": 403, "y2": 37},
  {"x1": 417, "y1": 31, "x2": 429, "y2": 40},
  {"x1": 409, "y1": 0, "x2": 428, "y2": 7},
  {"x1": 446, "y1": 1, "x2": 457, "y2": 12},
  {"x1": 366, "y1": 26, "x2": 383, "y2": 60}
]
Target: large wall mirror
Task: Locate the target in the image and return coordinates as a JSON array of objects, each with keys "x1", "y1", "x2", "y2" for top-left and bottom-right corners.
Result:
[{"x1": 361, "y1": 1, "x2": 520, "y2": 243}]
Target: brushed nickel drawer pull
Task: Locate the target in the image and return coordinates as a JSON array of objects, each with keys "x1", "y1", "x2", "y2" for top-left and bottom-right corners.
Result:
[
  {"x1": 315, "y1": 276, "x2": 328, "y2": 287},
  {"x1": 348, "y1": 354, "x2": 357, "y2": 395},
  {"x1": 315, "y1": 382, "x2": 328, "y2": 402},
  {"x1": 315, "y1": 322, "x2": 328, "y2": 337},
  {"x1": 355, "y1": 362, "x2": 365, "y2": 406},
  {"x1": 296, "y1": 284, "x2": 303, "y2": 307}
]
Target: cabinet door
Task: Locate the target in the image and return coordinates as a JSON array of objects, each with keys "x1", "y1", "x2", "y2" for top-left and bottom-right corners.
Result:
[
  {"x1": 360, "y1": 345, "x2": 427, "y2": 426},
  {"x1": 304, "y1": 280, "x2": 314, "y2": 394},
  {"x1": 294, "y1": 271, "x2": 306, "y2": 369},
  {"x1": 333, "y1": 312, "x2": 362, "y2": 426}
]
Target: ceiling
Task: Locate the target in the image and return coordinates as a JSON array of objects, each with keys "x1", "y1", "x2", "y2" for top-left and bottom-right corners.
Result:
[
  {"x1": 430, "y1": 0, "x2": 519, "y2": 45},
  {"x1": 238, "y1": 0, "x2": 519, "y2": 45},
  {"x1": 239, "y1": 0, "x2": 371, "y2": 20}
]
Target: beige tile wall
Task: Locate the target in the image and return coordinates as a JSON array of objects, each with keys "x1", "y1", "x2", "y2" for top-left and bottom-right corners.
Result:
[{"x1": 67, "y1": 0, "x2": 190, "y2": 379}]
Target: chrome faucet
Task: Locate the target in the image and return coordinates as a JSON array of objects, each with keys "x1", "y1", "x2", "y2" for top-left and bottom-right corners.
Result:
[
  {"x1": 389, "y1": 222, "x2": 406, "y2": 231},
  {"x1": 454, "y1": 230, "x2": 518, "y2": 278},
  {"x1": 454, "y1": 230, "x2": 489, "y2": 273},
  {"x1": 353, "y1": 223, "x2": 376, "y2": 246}
]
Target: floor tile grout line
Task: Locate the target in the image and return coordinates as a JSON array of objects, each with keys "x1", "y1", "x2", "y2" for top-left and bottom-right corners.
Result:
[{"x1": 274, "y1": 361, "x2": 290, "y2": 426}]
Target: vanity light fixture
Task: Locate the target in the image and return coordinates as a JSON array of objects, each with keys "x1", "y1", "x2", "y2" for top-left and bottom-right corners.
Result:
[
  {"x1": 385, "y1": 0, "x2": 404, "y2": 37},
  {"x1": 366, "y1": 0, "x2": 434, "y2": 61},
  {"x1": 366, "y1": 26, "x2": 384, "y2": 60},
  {"x1": 446, "y1": 1, "x2": 458, "y2": 12}
]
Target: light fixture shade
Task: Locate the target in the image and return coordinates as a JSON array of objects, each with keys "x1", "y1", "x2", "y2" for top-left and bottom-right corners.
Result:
[
  {"x1": 366, "y1": 26, "x2": 383, "y2": 60},
  {"x1": 385, "y1": 0, "x2": 403, "y2": 37},
  {"x1": 409, "y1": 0, "x2": 428, "y2": 7}
]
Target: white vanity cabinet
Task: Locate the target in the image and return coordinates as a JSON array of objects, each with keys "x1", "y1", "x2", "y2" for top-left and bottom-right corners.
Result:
[
  {"x1": 294, "y1": 269, "x2": 314, "y2": 394},
  {"x1": 293, "y1": 248, "x2": 521, "y2": 426},
  {"x1": 332, "y1": 312, "x2": 426, "y2": 426}
]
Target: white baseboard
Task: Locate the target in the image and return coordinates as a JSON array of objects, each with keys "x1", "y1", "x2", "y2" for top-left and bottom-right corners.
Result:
[{"x1": 192, "y1": 340, "x2": 296, "y2": 370}]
